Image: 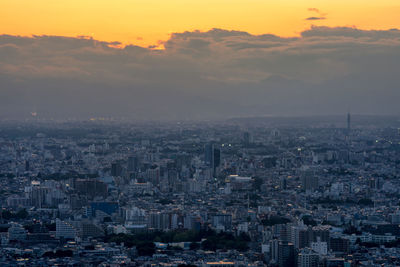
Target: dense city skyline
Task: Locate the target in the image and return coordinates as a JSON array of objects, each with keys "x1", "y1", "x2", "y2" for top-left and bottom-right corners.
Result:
[
  {"x1": 1, "y1": 117, "x2": 400, "y2": 266},
  {"x1": 1, "y1": 2, "x2": 400, "y2": 266}
]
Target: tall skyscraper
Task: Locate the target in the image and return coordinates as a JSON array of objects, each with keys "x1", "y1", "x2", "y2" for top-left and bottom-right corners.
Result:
[
  {"x1": 347, "y1": 112, "x2": 351, "y2": 133},
  {"x1": 280, "y1": 177, "x2": 287, "y2": 190},
  {"x1": 25, "y1": 160, "x2": 30, "y2": 172},
  {"x1": 111, "y1": 162, "x2": 123, "y2": 177},
  {"x1": 127, "y1": 156, "x2": 139, "y2": 172},
  {"x1": 301, "y1": 169, "x2": 318, "y2": 192},
  {"x1": 213, "y1": 148, "x2": 221, "y2": 169},
  {"x1": 243, "y1": 131, "x2": 251, "y2": 146},
  {"x1": 204, "y1": 143, "x2": 221, "y2": 176},
  {"x1": 204, "y1": 143, "x2": 214, "y2": 166},
  {"x1": 270, "y1": 239, "x2": 279, "y2": 263},
  {"x1": 278, "y1": 241, "x2": 295, "y2": 267}
]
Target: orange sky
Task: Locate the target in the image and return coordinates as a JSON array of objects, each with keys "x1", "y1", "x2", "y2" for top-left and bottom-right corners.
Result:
[{"x1": 1, "y1": 0, "x2": 400, "y2": 48}]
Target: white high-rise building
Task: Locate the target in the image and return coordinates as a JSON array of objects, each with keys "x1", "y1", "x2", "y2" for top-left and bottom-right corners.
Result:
[
  {"x1": 311, "y1": 237, "x2": 328, "y2": 255},
  {"x1": 298, "y1": 248, "x2": 319, "y2": 267}
]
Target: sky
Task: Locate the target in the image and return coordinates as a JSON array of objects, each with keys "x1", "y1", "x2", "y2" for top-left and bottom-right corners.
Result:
[
  {"x1": 1, "y1": 1, "x2": 400, "y2": 120},
  {"x1": 2, "y1": 0, "x2": 400, "y2": 48}
]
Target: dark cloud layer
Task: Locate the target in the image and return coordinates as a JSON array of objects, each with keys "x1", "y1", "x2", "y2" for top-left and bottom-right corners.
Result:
[
  {"x1": 0, "y1": 27, "x2": 399, "y2": 120},
  {"x1": 306, "y1": 17, "x2": 326, "y2": 21}
]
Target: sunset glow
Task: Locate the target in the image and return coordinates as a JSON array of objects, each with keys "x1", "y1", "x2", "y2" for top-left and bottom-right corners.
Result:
[{"x1": 2, "y1": 0, "x2": 400, "y2": 48}]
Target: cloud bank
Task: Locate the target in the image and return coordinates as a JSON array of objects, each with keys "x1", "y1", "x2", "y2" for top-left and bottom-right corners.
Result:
[{"x1": 0, "y1": 26, "x2": 400, "y2": 120}]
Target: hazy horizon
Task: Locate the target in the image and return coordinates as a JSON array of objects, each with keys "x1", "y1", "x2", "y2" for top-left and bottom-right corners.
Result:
[
  {"x1": 1, "y1": 26, "x2": 400, "y2": 120},
  {"x1": 2, "y1": 1, "x2": 400, "y2": 121}
]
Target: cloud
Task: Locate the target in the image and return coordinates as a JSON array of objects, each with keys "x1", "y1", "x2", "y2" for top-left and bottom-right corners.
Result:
[
  {"x1": 305, "y1": 17, "x2": 326, "y2": 21},
  {"x1": 306, "y1": 8, "x2": 327, "y2": 21},
  {"x1": 307, "y1": 8, "x2": 327, "y2": 16},
  {"x1": 0, "y1": 27, "x2": 400, "y2": 120},
  {"x1": 308, "y1": 8, "x2": 320, "y2": 13}
]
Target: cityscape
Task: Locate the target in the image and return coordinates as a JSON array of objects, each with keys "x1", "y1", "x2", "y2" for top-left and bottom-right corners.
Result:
[
  {"x1": 0, "y1": 115, "x2": 400, "y2": 266},
  {"x1": 2, "y1": 0, "x2": 400, "y2": 266}
]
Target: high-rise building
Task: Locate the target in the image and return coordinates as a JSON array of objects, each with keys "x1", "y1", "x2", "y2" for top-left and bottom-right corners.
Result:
[
  {"x1": 347, "y1": 112, "x2": 351, "y2": 133},
  {"x1": 329, "y1": 237, "x2": 350, "y2": 253},
  {"x1": 311, "y1": 237, "x2": 328, "y2": 255},
  {"x1": 297, "y1": 248, "x2": 319, "y2": 267},
  {"x1": 212, "y1": 214, "x2": 232, "y2": 231},
  {"x1": 291, "y1": 225, "x2": 312, "y2": 249},
  {"x1": 270, "y1": 239, "x2": 279, "y2": 264},
  {"x1": 213, "y1": 148, "x2": 221, "y2": 169},
  {"x1": 128, "y1": 156, "x2": 139, "y2": 172},
  {"x1": 8, "y1": 223, "x2": 27, "y2": 241},
  {"x1": 204, "y1": 143, "x2": 221, "y2": 176},
  {"x1": 29, "y1": 184, "x2": 50, "y2": 208},
  {"x1": 111, "y1": 162, "x2": 123, "y2": 177},
  {"x1": 243, "y1": 132, "x2": 251, "y2": 146},
  {"x1": 301, "y1": 168, "x2": 318, "y2": 192},
  {"x1": 278, "y1": 241, "x2": 295, "y2": 267},
  {"x1": 312, "y1": 226, "x2": 330, "y2": 244},
  {"x1": 149, "y1": 212, "x2": 171, "y2": 230},
  {"x1": 280, "y1": 177, "x2": 287, "y2": 190},
  {"x1": 56, "y1": 219, "x2": 77, "y2": 239},
  {"x1": 204, "y1": 143, "x2": 214, "y2": 166},
  {"x1": 272, "y1": 223, "x2": 292, "y2": 242},
  {"x1": 147, "y1": 167, "x2": 160, "y2": 185}
]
